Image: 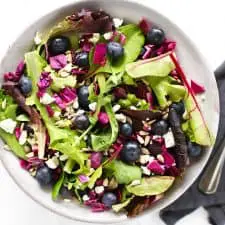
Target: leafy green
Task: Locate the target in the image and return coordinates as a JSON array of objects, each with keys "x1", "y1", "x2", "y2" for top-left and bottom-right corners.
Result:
[
  {"x1": 91, "y1": 102, "x2": 118, "y2": 151},
  {"x1": 145, "y1": 76, "x2": 186, "y2": 108},
  {"x1": 51, "y1": 74, "x2": 77, "y2": 92},
  {"x1": 52, "y1": 171, "x2": 64, "y2": 200},
  {"x1": 64, "y1": 158, "x2": 76, "y2": 174},
  {"x1": 25, "y1": 51, "x2": 89, "y2": 166},
  {"x1": 0, "y1": 90, "x2": 25, "y2": 159},
  {"x1": 90, "y1": 24, "x2": 144, "y2": 74},
  {"x1": 88, "y1": 166, "x2": 103, "y2": 189},
  {"x1": 112, "y1": 196, "x2": 134, "y2": 213},
  {"x1": 0, "y1": 129, "x2": 26, "y2": 159},
  {"x1": 118, "y1": 93, "x2": 150, "y2": 110},
  {"x1": 122, "y1": 72, "x2": 136, "y2": 86},
  {"x1": 183, "y1": 94, "x2": 213, "y2": 146},
  {"x1": 105, "y1": 160, "x2": 142, "y2": 184},
  {"x1": 126, "y1": 54, "x2": 175, "y2": 78},
  {"x1": 126, "y1": 176, "x2": 175, "y2": 196},
  {"x1": 16, "y1": 114, "x2": 30, "y2": 122}
]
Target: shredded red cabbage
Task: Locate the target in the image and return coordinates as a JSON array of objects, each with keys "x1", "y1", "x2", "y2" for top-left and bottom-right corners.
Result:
[
  {"x1": 37, "y1": 72, "x2": 52, "y2": 90},
  {"x1": 59, "y1": 87, "x2": 77, "y2": 103},
  {"x1": 147, "y1": 160, "x2": 165, "y2": 175},
  {"x1": 53, "y1": 94, "x2": 66, "y2": 110},
  {"x1": 90, "y1": 152, "x2": 102, "y2": 169},
  {"x1": 45, "y1": 105, "x2": 54, "y2": 117},
  {"x1": 15, "y1": 127, "x2": 21, "y2": 140},
  {"x1": 49, "y1": 54, "x2": 67, "y2": 70},
  {"x1": 78, "y1": 174, "x2": 90, "y2": 183},
  {"x1": 93, "y1": 43, "x2": 107, "y2": 66},
  {"x1": 139, "y1": 18, "x2": 151, "y2": 35},
  {"x1": 191, "y1": 80, "x2": 205, "y2": 94},
  {"x1": 162, "y1": 151, "x2": 176, "y2": 168}
]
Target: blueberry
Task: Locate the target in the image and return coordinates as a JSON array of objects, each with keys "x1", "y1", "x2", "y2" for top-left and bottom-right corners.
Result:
[
  {"x1": 170, "y1": 101, "x2": 185, "y2": 115},
  {"x1": 60, "y1": 186, "x2": 73, "y2": 199},
  {"x1": 147, "y1": 27, "x2": 165, "y2": 45},
  {"x1": 72, "y1": 114, "x2": 90, "y2": 130},
  {"x1": 18, "y1": 76, "x2": 32, "y2": 95},
  {"x1": 120, "y1": 141, "x2": 141, "y2": 163},
  {"x1": 120, "y1": 123, "x2": 133, "y2": 137},
  {"x1": 151, "y1": 120, "x2": 169, "y2": 136},
  {"x1": 35, "y1": 166, "x2": 53, "y2": 186},
  {"x1": 107, "y1": 42, "x2": 124, "y2": 61},
  {"x1": 188, "y1": 142, "x2": 202, "y2": 157},
  {"x1": 74, "y1": 52, "x2": 89, "y2": 67},
  {"x1": 101, "y1": 192, "x2": 117, "y2": 208},
  {"x1": 78, "y1": 86, "x2": 90, "y2": 110},
  {"x1": 48, "y1": 36, "x2": 70, "y2": 56}
]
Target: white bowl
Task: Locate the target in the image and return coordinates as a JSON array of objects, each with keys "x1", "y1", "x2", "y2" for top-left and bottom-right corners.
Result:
[{"x1": 0, "y1": 0, "x2": 219, "y2": 223}]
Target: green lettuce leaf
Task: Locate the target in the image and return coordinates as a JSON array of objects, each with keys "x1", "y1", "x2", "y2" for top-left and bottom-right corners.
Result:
[
  {"x1": 145, "y1": 76, "x2": 186, "y2": 108},
  {"x1": 52, "y1": 171, "x2": 64, "y2": 200},
  {"x1": 183, "y1": 94, "x2": 213, "y2": 146},
  {"x1": 125, "y1": 54, "x2": 175, "y2": 78},
  {"x1": 90, "y1": 24, "x2": 144, "y2": 74},
  {"x1": 25, "y1": 51, "x2": 88, "y2": 165},
  {"x1": 51, "y1": 74, "x2": 77, "y2": 92},
  {"x1": 112, "y1": 196, "x2": 134, "y2": 213},
  {"x1": 0, "y1": 90, "x2": 25, "y2": 159},
  {"x1": 91, "y1": 102, "x2": 118, "y2": 151},
  {"x1": 126, "y1": 176, "x2": 175, "y2": 196},
  {"x1": 105, "y1": 160, "x2": 142, "y2": 184},
  {"x1": 0, "y1": 129, "x2": 26, "y2": 159},
  {"x1": 88, "y1": 166, "x2": 102, "y2": 189}
]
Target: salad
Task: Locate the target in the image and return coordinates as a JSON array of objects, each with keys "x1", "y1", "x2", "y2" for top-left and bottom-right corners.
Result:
[{"x1": 0, "y1": 9, "x2": 213, "y2": 216}]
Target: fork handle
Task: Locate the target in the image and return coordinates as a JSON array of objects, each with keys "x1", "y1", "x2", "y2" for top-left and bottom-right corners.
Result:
[{"x1": 198, "y1": 144, "x2": 225, "y2": 194}]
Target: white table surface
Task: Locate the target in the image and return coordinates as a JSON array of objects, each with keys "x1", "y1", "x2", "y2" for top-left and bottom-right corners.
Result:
[{"x1": 0, "y1": 0, "x2": 224, "y2": 225}]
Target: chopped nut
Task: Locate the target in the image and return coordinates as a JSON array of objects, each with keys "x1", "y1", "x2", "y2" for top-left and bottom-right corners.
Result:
[
  {"x1": 89, "y1": 33, "x2": 100, "y2": 43},
  {"x1": 59, "y1": 71, "x2": 70, "y2": 77},
  {"x1": 141, "y1": 147, "x2": 150, "y2": 155},
  {"x1": 95, "y1": 186, "x2": 104, "y2": 194},
  {"x1": 103, "y1": 32, "x2": 113, "y2": 40},
  {"x1": 26, "y1": 152, "x2": 34, "y2": 158},
  {"x1": 53, "y1": 111, "x2": 61, "y2": 121},
  {"x1": 137, "y1": 135, "x2": 144, "y2": 145},
  {"x1": 112, "y1": 104, "x2": 121, "y2": 113},
  {"x1": 115, "y1": 113, "x2": 126, "y2": 123},
  {"x1": 162, "y1": 113, "x2": 168, "y2": 120},
  {"x1": 141, "y1": 166, "x2": 151, "y2": 176},
  {"x1": 157, "y1": 154, "x2": 164, "y2": 163},
  {"x1": 76, "y1": 109, "x2": 85, "y2": 116},
  {"x1": 103, "y1": 178, "x2": 109, "y2": 187},
  {"x1": 139, "y1": 131, "x2": 149, "y2": 136},
  {"x1": 130, "y1": 180, "x2": 141, "y2": 186},
  {"x1": 24, "y1": 145, "x2": 31, "y2": 153},
  {"x1": 108, "y1": 177, "x2": 118, "y2": 190},
  {"x1": 139, "y1": 154, "x2": 150, "y2": 164},
  {"x1": 19, "y1": 130, "x2": 27, "y2": 145},
  {"x1": 130, "y1": 106, "x2": 137, "y2": 110},
  {"x1": 82, "y1": 194, "x2": 90, "y2": 201},
  {"x1": 126, "y1": 116, "x2": 133, "y2": 124},
  {"x1": 144, "y1": 136, "x2": 150, "y2": 146}
]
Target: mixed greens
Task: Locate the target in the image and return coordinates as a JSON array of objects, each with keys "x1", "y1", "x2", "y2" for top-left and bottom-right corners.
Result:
[{"x1": 0, "y1": 9, "x2": 212, "y2": 216}]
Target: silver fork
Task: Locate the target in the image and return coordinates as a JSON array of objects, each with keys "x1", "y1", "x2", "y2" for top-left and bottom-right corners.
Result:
[{"x1": 198, "y1": 141, "x2": 225, "y2": 194}]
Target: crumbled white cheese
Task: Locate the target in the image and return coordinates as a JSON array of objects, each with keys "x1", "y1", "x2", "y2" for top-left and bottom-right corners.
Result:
[
  {"x1": 44, "y1": 65, "x2": 52, "y2": 72},
  {"x1": 130, "y1": 180, "x2": 141, "y2": 186},
  {"x1": 0, "y1": 119, "x2": 17, "y2": 134},
  {"x1": 141, "y1": 166, "x2": 151, "y2": 176},
  {"x1": 103, "y1": 32, "x2": 113, "y2": 40},
  {"x1": 34, "y1": 32, "x2": 42, "y2": 45},
  {"x1": 40, "y1": 93, "x2": 55, "y2": 105},
  {"x1": 163, "y1": 130, "x2": 175, "y2": 148},
  {"x1": 113, "y1": 18, "x2": 123, "y2": 28},
  {"x1": 89, "y1": 33, "x2": 100, "y2": 43},
  {"x1": 45, "y1": 156, "x2": 59, "y2": 169},
  {"x1": 115, "y1": 113, "x2": 126, "y2": 123},
  {"x1": 89, "y1": 102, "x2": 97, "y2": 112},
  {"x1": 59, "y1": 71, "x2": 70, "y2": 77},
  {"x1": 139, "y1": 154, "x2": 150, "y2": 165},
  {"x1": 26, "y1": 152, "x2": 34, "y2": 158},
  {"x1": 112, "y1": 104, "x2": 121, "y2": 113},
  {"x1": 63, "y1": 63, "x2": 73, "y2": 73},
  {"x1": 73, "y1": 99, "x2": 79, "y2": 109},
  {"x1": 53, "y1": 111, "x2": 61, "y2": 121},
  {"x1": 82, "y1": 194, "x2": 90, "y2": 201},
  {"x1": 19, "y1": 130, "x2": 28, "y2": 145},
  {"x1": 95, "y1": 186, "x2": 104, "y2": 194}
]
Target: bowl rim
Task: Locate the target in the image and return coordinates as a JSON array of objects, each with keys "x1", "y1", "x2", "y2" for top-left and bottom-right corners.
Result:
[{"x1": 0, "y1": 0, "x2": 220, "y2": 223}]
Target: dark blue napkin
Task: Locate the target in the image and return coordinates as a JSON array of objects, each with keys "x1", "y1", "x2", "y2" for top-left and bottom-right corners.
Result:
[{"x1": 160, "y1": 62, "x2": 225, "y2": 225}]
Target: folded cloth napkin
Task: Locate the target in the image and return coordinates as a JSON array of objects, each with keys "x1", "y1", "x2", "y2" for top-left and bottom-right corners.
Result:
[{"x1": 160, "y1": 62, "x2": 225, "y2": 225}]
